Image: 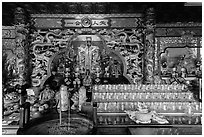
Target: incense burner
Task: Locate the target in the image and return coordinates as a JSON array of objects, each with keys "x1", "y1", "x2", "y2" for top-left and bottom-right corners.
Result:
[{"x1": 18, "y1": 114, "x2": 94, "y2": 135}]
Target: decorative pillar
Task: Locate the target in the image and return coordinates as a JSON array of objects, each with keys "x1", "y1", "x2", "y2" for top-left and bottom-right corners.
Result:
[
  {"x1": 144, "y1": 7, "x2": 156, "y2": 84},
  {"x1": 14, "y1": 7, "x2": 29, "y2": 87},
  {"x1": 14, "y1": 7, "x2": 30, "y2": 129}
]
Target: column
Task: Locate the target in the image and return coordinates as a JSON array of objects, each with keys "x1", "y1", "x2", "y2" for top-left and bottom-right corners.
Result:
[
  {"x1": 144, "y1": 7, "x2": 156, "y2": 84},
  {"x1": 14, "y1": 7, "x2": 29, "y2": 87},
  {"x1": 14, "y1": 7, "x2": 30, "y2": 129}
]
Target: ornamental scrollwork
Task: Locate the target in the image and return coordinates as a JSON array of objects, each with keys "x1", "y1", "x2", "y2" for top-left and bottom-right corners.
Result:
[
  {"x1": 12, "y1": 7, "x2": 30, "y2": 86},
  {"x1": 30, "y1": 29, "x2": 77, "y2": 87},
  {"x1": 144, "y1": 7, "x2": 156, "y2": 84}
]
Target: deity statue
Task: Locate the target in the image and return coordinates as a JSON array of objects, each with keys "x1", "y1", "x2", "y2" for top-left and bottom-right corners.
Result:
[
  {"x1": 77, "y1": 37, "x2": 100, "y2": 73},
  {"x1": 5, "y1": 50, "x2": 18, "y2": 78},
  {"x1": 7, "y1": 57, "x2": 18, "y2": 77},
  {"x1": 109, "y1": 58, "x2": 122, "y2": 78}
]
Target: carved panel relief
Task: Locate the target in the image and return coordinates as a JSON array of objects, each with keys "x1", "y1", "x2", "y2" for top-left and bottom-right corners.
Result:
[
  {"x1": 144, "y1": 7, "x2": 156, "y2": 84},
  {"x1": 2, "y1": 39, "x2": 16, "y2": 50},
  {"x1": 30, "y1": 29, "x2": 76, "y2": 87},
  {"x1": 2, "y1": 27, "x2": 16, "y2": 39},
  {"x1": 2, "y1": 6, "x2": 30, "y2": 87}
]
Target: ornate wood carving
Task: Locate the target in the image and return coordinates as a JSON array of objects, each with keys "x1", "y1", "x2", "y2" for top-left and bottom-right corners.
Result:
[
  {"x1": 110, "y1": 18, "x2": 142, "y2": 28},
  {"x1": 31, "y1": 13, "x2": 143, "y2": 18},
  {"x1": 32, "y1": 14, "x2": 143, "y2": 29},
  {"x1": 156, "y1": 23, "x2": 202, "y2": 28},
  {"x1": 156, "y1": 27, "x2": 202, "y2": 37},
  {"x1": 95, "y1": 3, "x2": 107, "y2": 13},
  {"x1": 81, "y1": 3, "x2": 93, "y2": 14},
  {"x1": 67, "y1": 3, "x2": 79, "y2": 14},
  {"x1": 14, "y1": 7, "x2": 29, "y2": 86},
  {"x1": 2, "y1": 27, "x2": 16, "y2": 39},
  {"x1": 33, "y1": 18, "x2": 62, "y2": 28},
  {"x1": 2, "y1": 39, "x2": 16, "y2": 50},
  {"x1": 2, "y1": 26, "x2": 16, "y2": 87},
  {"x1": 144, "y1": 7, "x2": 156, "y2": 84},
  {"x1": 30, "y1": 29, "x2": 76, "y2": 87}
]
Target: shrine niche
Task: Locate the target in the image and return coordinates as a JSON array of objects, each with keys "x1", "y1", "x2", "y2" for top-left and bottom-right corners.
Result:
[
  {"x1": 160, "y1": 46, "x2": 198, "y2": 75},
  {"x1": 42, "y1": 34, "x2": 132, "y2": 89},
  {"x1": 156, "y1": 36, "x2": 202, "y2": 84}
]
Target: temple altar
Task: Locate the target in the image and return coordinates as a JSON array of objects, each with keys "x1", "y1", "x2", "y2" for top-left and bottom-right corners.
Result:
[{"x1": 2, "y1": 2, "x2": 202, "y2": 135}]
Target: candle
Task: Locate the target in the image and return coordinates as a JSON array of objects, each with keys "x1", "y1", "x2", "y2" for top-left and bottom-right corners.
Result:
[{"x1": 59, "y1": 93, "x2": 62, "y2": 126}]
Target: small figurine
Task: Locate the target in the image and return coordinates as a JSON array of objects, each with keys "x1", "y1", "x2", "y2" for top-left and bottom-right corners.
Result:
[
  {"x1": 73, "y1": 67, "x2": 81, "y2": 87},
  {"x1": 83, "y1": 69, "x2": 92, "y2": 86},
  {"x1": 196, "y1": 61, "x2": 202, "y2": 77},
  {"x1": 104, "y1": 67, "x2": 110, "y2": 78},
  {"x1": 181, "y1": 67, "x2": 187, "y2": 78},
  {"x1": 39, "y1": 84, "x2": 55, "y2": 104},
  {"x1": 172, "y1": 67, "x2": 177, "y2": 77},
  {"x1": 71, "y1": 92, "x2": 79, "y2": 110}
]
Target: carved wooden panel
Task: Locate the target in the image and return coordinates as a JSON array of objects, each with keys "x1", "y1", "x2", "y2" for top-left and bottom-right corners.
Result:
[
  {"x1": 2, "y1": 27, "x2": 16, "y2": 38},
  {"x1": 144, "y1": 7, "x2": 156, "y2": 84},
  {"x1": 30, "y1": 29, "x2": 76, "y2": 87},
  {"x1": 155, "y1": 28, "x2": 202, "y2": 37},
  {"x1": 2, "y1": 26, "x2": 17, "y2": 87},
  {"x1": 31, "y1": 14, "x2": 143, "y2": 29},
  {"x1": 33, "y1": 18, "x2": 62, "y2": 28},
  {"x1": 110, "y1": 18, "x2": 142, "y2": 28},
  {"x1": 2, "y1": 39, "x2": 16, "y2": 50}
]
